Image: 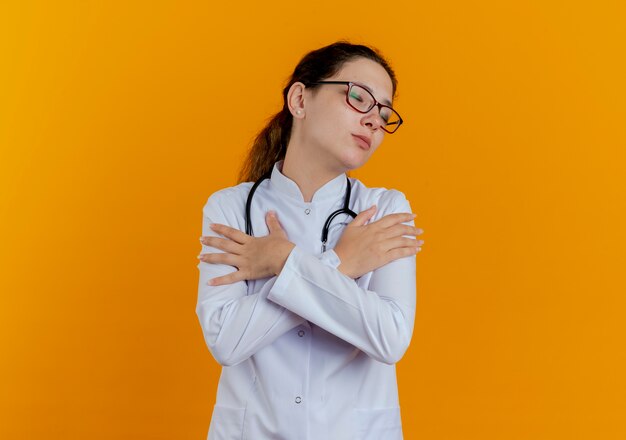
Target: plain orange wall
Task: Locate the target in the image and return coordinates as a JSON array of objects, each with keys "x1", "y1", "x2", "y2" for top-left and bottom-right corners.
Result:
[{"x1": 1, "y1": 1, "x2": 625, "y2": 439}]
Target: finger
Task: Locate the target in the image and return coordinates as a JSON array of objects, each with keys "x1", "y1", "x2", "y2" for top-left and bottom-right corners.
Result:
[
  {"x1": 372, "y1": 212, "x2": 416, "y2": 229},
  {"x1": 200, "y1": 236, "x2": 242, "y2": 254},
  {"x1": 208, "y1": 271, "x2": 245, "y2": 286},
  {"x1": 349, "y1": 205, "x2": 377, "y2": 227},
  {"x1": 384, "y1": 237, "x2": 424, "y2": 252},
  {"x1": 382, "y1": 224, "x2": 421, "y2": 239},
  {"x1": 197, "y1": 252, "x2": 240, "y2": 266},
  {"x1": 266, "y1": 211, "x2": 285, "y2": 232},
  {"x1": 210, "y1": 223, "x2": 250, "y2": 244},
  {"x1": 384, "y1": 246, "x2": 421, "y2": 264}
]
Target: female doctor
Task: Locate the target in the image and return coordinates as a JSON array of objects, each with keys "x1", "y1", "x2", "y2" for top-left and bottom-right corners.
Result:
[{"x1": 196, "y1": 41, "x2": 425, "y2": 440}]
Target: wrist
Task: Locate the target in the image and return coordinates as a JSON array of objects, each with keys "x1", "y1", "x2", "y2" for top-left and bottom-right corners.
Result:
[
  {"x1": 334, "y1": 248, "x2": 353, "y2": 279},
  {"x1": 273, "y1": 241, "x2": 296, "y2": 276},
  {"x1": 337, "y1": 263, "x2": 354, "y2": 279}
]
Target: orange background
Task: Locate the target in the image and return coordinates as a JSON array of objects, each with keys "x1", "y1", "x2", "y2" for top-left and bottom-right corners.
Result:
[{"x1": 1, "y1": 1, "x2": 625, "y2": 439}]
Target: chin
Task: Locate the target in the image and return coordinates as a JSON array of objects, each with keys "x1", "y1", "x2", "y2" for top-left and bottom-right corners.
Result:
[{"x1": 338, "y1": 150, "x2": 370, "y2": 171}]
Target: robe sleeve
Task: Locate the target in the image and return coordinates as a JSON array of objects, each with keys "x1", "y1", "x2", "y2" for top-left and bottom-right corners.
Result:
[
  {"x1": 267, "y1": 192, "x2": 417, "y2": 365},
  {"x1": 195, "y1": 192, "x2": 309, "y2": 367}
]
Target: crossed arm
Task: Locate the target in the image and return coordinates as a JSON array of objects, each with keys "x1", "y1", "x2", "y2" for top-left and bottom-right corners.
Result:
[{"x1": 196, "y1": 192, "x2": 421, "y2": 366}]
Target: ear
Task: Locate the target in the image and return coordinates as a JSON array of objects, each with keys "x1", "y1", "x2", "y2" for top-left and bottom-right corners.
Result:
[{"x1": 286, "y1": 82, "x2": 306, "y2": 119}]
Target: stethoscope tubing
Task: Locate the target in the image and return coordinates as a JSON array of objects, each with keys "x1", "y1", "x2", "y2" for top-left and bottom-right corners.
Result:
[{"x1": 245, "y1": 171, "x2": 357, "y2": 253}]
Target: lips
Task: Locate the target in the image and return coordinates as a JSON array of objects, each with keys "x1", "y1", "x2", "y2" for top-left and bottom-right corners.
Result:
[{"x1": 352, "y1": 134, "x2": 371, "y2": 150}]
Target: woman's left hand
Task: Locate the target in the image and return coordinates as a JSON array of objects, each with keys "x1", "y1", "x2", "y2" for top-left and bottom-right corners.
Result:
[{"x1": 198, "y1": 211, "x2": 295, "y2": 286}]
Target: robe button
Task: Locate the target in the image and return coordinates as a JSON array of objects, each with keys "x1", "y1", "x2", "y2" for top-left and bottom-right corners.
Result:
[
  {"x1": 304, "y1": 208, "x2": 311, "y2": 215},
  {"x1": 298, "y1": 330, "x2": 305, "y2": 337},
  {"x1": 295, "y1": 396, "x2": 302, "y2": 404}
]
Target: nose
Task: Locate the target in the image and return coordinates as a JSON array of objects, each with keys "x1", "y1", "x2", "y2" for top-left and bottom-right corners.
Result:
[{"x1": 361, "y1": 106, "x2": 384, "y2": 131}]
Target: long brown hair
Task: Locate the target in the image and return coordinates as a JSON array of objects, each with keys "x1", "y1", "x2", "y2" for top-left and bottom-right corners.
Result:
[{"x1": 237, "y1": 41, "x2": 398, "y2": 184}]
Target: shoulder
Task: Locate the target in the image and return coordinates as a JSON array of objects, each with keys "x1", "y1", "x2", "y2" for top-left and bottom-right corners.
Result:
[
  {"x1": 205, "y1": 182, "x2": 254, "y2": 207},
  {"x1": 202, "y1": 182, "x2": 254, "y2": 229},
  {"x1": 349, "y1": 178, "x2": 411, "y2": 217}
]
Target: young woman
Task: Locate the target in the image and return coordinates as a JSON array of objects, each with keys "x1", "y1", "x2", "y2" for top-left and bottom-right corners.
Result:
[{"x1": 196, "y1": 41, "x2": 425, "y2": 440}]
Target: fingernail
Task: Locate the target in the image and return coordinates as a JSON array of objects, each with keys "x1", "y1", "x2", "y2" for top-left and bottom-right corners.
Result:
[
  {"x1": 411, "y1": 214, "x2": 417, "y2": 218},
  {"x1": 207, "y1": 279, "x2": 214, "y2": 286},
  {"x1": 197, "y1": 255, "x2": 203, "y2": 259}
]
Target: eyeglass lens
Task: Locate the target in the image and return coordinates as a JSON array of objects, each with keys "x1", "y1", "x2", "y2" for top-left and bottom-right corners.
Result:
[{"x1": 347, "y1": 84, "x2": 401, "y2": 132}]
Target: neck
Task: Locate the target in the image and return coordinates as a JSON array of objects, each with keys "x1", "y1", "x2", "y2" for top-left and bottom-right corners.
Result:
[{"x1": 282, "y1": 144, "x2": 345, "y2": 203}]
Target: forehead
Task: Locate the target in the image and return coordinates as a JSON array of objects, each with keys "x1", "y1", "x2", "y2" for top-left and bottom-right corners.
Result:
[{"x1": 332, "y1": 58, "x2": 394, "y2": 105}]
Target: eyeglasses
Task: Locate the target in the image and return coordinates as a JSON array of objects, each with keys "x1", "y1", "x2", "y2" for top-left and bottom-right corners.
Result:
[{"x1": 307, "y1": 81, "x2": 403, "y2": 133}]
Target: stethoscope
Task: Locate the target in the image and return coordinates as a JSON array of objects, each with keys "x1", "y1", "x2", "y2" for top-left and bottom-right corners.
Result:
[{"x1": 245, "y1": 170, "x2": 358, "y2": 253}]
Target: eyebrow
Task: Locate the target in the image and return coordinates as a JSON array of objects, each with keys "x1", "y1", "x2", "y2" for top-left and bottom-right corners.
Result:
[{"x1": 356, "y1": 81, "x2": 393, "y2": 107}]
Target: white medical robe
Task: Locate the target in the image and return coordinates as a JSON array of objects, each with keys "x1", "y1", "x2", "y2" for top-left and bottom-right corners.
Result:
[{"x1": 196, "y1": 159, "x2": 417, "y2": 440}]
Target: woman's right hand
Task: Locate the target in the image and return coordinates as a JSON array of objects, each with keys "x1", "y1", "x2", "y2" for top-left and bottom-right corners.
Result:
[{"x1": 334, "y1": 205, "x2": 424, "y2": 279}]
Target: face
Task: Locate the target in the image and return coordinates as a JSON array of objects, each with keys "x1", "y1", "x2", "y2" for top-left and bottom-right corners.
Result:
[{"x1": 294, "y1": 57, "x2": 395, "y2": 172}]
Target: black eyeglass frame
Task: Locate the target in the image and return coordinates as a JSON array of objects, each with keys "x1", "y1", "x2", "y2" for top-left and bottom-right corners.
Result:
[{"x1": 306, "y1": 81, "x2": 403, "y2": 133}]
